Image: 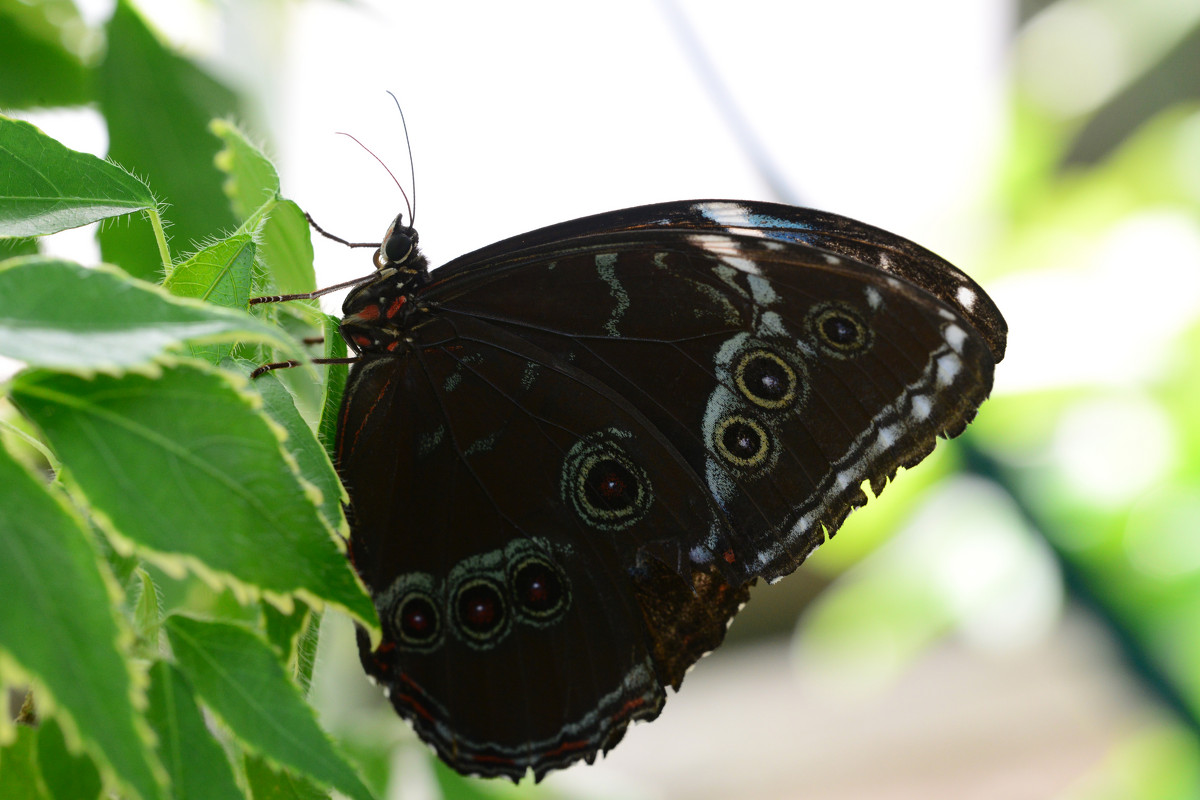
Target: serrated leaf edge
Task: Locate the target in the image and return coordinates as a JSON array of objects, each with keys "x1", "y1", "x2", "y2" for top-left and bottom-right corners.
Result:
[{"x1": 0, "y1": 451, "x2": 169, "y2": 800}]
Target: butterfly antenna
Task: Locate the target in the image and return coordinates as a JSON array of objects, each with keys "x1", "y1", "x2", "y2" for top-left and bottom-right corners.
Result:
[
  {"x1": 385, "y1": 90, "x2": 417, "y2": 227},
  {"x1": 335, "y1": 130, "x2": 414, "y2": 226}
]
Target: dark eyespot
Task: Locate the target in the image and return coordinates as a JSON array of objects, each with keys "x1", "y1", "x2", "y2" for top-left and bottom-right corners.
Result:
[
  {"x1": 392, "y1": 591, "x2": 441, "y2": 649},
  {"x1": 714, "y1": 415, "x2": 772, "y2": 468},
  {"x1": 808, "y1": 304, "x2": 872, "y2": 357},
  {"x1": 454, "y1": 578, "x2": 507, "y2": 641},
  {"x1": 511, "y1": 558, "x2": 568, "y2": 621},
  {"x1": 735, "y1": 349, "x2": 800, "y2": 409},
  {"x1": 583, "y1": 458, "x2": 637, "y2": 512},
  {"x1": 561, "y1": 430, "x2": 653, "y2": 531}
]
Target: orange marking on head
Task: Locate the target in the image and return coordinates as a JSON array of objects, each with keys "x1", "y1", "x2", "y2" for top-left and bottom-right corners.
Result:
[
  {"x1": 353, "y1": 335, "x2": 372, "y2": 349},
  {"x1": 722, "y1": 549, "x2": 736, "y2": 564},
  {"x1": 386, "y1": 339, "x2": 400, "y2": 352},
  {"x1": 357, "y1": 304, "x2": 381, "y2": 320},
  {"x1": 385, "y1": 295, "x2": 407, "y2": 318}
]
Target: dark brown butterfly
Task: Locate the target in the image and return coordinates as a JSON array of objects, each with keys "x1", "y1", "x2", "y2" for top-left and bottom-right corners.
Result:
[{"x1": 260, "y1": 199, "x2": 1005, "y2": 780}]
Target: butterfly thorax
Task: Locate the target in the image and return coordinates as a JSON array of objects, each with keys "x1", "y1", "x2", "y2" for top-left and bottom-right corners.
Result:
[{"x1": 339, "y1": 213, "x2": 430, "y2": 355}]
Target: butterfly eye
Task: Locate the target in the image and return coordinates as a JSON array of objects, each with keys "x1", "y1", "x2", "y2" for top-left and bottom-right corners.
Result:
[
  {"x1": 383, "y1": 231, "x2": 413, "y2": 265},
  {"x1": 376, "y1": 212, "x2": 418, "y2": 267}
]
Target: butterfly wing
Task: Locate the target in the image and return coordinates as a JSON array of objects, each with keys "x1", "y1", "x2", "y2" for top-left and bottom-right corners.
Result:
[
  {"x1": 419, "y1": 219, "x2": 998, "y2": 583},
  {"x1": 339, "y1": 312, "x2": 749, "y2": 780},
  {"x1": 432, "y1": 199, "x2": 1007, "y2": 362},
  {"x1": 337, "y1": 200, "x2": 1003, "y2": 778}
]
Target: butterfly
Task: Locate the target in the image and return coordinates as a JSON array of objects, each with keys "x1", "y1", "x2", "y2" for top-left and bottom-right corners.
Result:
[{"x1": 257, "y1": 198, "x2": 1005, "y2": 781}]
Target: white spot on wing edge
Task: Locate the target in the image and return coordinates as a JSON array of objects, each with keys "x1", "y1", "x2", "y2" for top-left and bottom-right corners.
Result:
[
  {"x1": 875, "y1": 424, "x2": 898, "y2": 452},
  {"x1": 943, "y1": 323, "x2": 967, "y2": 354},
  {"x1": 694, "y1": 201, "x2": 768, "y2": 237},
  {"x1": 910, "y1": 394, "x2": 933, "y2": 420},
  {"x1": 696, "y1": 200, "x2": 750, "y2": 225},
  {"x1": 936, "y1": 352, "x2": 962, "y2": 386},
  {"x1": 956, "y1": 284, "x2": 977, "y2": 310}
]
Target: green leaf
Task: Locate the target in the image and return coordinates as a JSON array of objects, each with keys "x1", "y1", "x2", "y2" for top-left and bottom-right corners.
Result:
[
  {"x1": 316, "y1": 315, "x2": 349, "y2": 462},
  {"x1": 0, "y1": 257, "x2": 295, "y2": 371},
  {"x1": 263, "y1": 601, "x2": 309, "y2": 664},
  {"x1": 0, "y1": 724, "x2": 48, "y2": 800},
  {"x1": 92, "y1": 518, "x2": 141, "y2": 587},
  {"x1": 0, "y1": 4, "x2": 91, "y2": 109},
  {"x1": 293, "y1": 610, "x2": 322, "y2": 696},
  {"x1": 211, "y1": 119, "x2": 279, "y2": 223},
  {"x1": 261, "y1": 200, "x2": 317, "y2": 297},
  {"x1": 0, "y1": 441, "x2": 165, "y2": 800},
  {"x1": 0, "y1": 115, "x2": 155, "y2": 237},
  {"x1": 262, "y1": 603, "x2": 321, "y2": 695},
  {"x1": 144, "y1": 660, "x2": 242, "y2": 800},
  {"x1": 96, "y1": 0, "x2": 239, "y2": 280},
  {"x1": 163, "y1": 235, "x2": 257, "y2": 363},
  {"x1": 164, "y1": 234, "x2": 256, "y2": 309},
  {"x1": 251, "y1": 368, "x2": 346, "y2": 531},
  {"x1": 9, "y1": 362, "x2": 375, "y2": 625},
  {"x1": 244, "y1": 753, "x2": 329, "y2": 800},
  {"x1": 130, "y1": 568, "x2": 162, "y2": 652},
  {"x1": 165, "y1": 616, "x2": 374, "y2": 800},
  {"x1": 0, "y1": 236, "x2": 39, "y2": 259},
  {"x1": 36, "y1": 718, "x2": 102, "y2": 800}
]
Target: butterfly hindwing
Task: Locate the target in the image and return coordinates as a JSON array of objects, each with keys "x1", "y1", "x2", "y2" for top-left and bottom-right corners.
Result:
[{"x1": 339, "y1": 312, "x2": 747, "y2": 779}]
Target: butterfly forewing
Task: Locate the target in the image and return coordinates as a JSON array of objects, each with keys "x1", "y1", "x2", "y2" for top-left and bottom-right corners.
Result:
[
  {"x1": 424, "y1": 226, "x2": 996, "y2": 582},
  {"x1": 431, "y1": 200, "x2": 1006, "y2": 363}
]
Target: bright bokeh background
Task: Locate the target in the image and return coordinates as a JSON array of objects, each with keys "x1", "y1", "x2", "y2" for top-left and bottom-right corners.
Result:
[{"x1": 8, "y1": 0, "x2": 1200, "y2": 797}]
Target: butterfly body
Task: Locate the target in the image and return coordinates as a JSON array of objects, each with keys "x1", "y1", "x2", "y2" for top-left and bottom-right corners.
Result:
[{"x1": 331, "y1": 200, "x2": 1005, "y2": 780}]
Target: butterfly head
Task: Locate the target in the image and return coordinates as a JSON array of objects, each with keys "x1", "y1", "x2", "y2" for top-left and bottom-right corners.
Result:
[
  {"x1": 373, "y1": 212, "x2": 425, "y2": 274},
  {"x1": 374, "y1": 211, "x2": 422, "y2": 271},
  {"x1": 339, "y1": 213, "x2": 430, "y2": 354}
]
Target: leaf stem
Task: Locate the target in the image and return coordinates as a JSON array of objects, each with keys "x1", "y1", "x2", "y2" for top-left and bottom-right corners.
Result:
[
  {"x1": 0, "y1": 418, "x2": 61, "y2": 474},
  {"x1": 146, "y1": 206, "x2": 172, "y2": 271}
]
